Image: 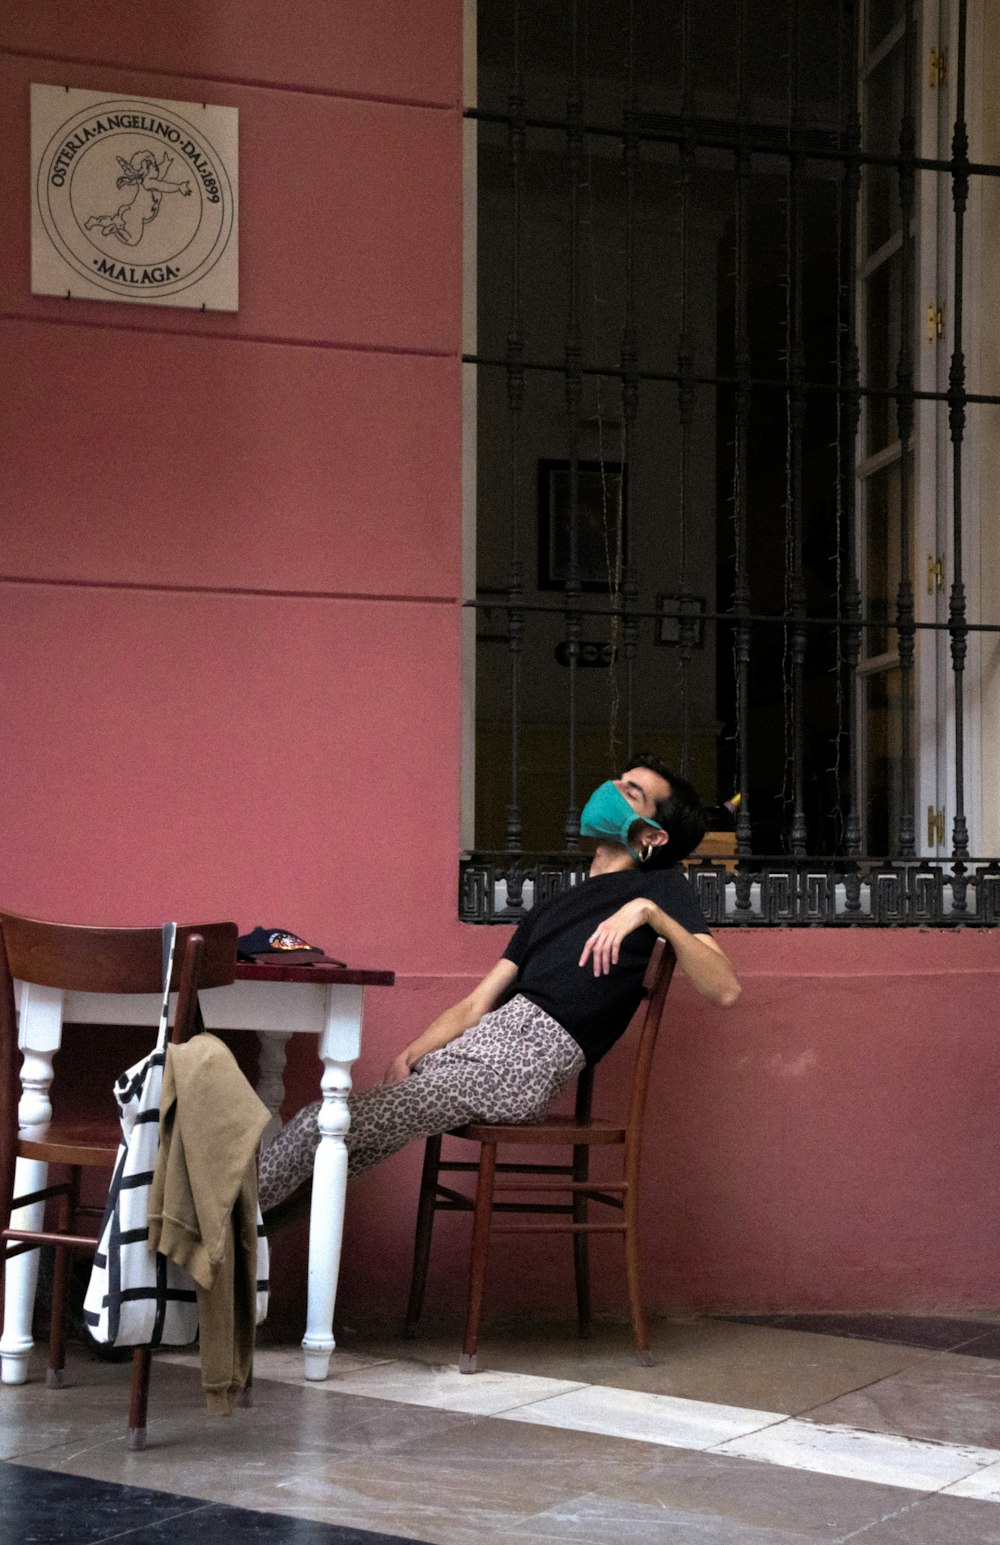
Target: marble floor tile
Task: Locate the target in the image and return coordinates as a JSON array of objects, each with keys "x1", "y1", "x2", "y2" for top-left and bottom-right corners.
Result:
[
  {"x1": 391, "y1": 1405, "x2": 682, "y2": 1483},
  {"x1": 120, "y1": 1512, "x2": 433, "y2": 1544},
  {"x1": 803, "y1": 1360, "x2": 1000, "y2": 1449},
  {"x1": 22, "y1": 1390, "x2": 476, "y2": 1499},
  {"x1": 718, "y1": 1417, "x2": 1000, "y2": 1492},
  {"x1": 943, "y1": 1460, "x2": 1000, "y2": 1502},
  {"x1": 263, "y1": 1347, "x2": 399, "y2": 1378},
  {"x1": 478, "y1": 1485, "x2": 912, "y2": 1545},
  {"x1": 593, "y1": 1447, "x2": 926, "y2": 1539},
  {"x1": 0, "y1": 1354, "x2": 207, "y2": 1463},
  {"x1": 496, "y1": 1382, "x2": 785, "y2": 1449},
  {"x1": 313, "y1": 1359, "x2": 588, "y2": 1416},
  {"x1": 160, "y1": 1345, "x2": 395, "y2": 1380},
  {"x1": 226, "y1": 1446, "x2": 601, "y2": 1545},
  {"x1": 846, "y1": 1494, "x2": 1000, "y2": 1544},
  {"x1": 363, "y1": 1317, "x2": 929, "y2": 1416},
  {"x1": 399, "y1": 1422, "x2": 926, "y2": 1541}
]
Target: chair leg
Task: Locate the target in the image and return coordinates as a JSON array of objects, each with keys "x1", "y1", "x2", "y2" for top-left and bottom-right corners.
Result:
[
  {"x1": 47, "y1": 1257, "x2": 68, "y2": 1386},
  {"x1": 237, "y1": 1361, "x2": 254, "y2": 1409},
  {"x1": 571, "y1": 1143, "x2": 591, "y2": 1339},
  {"x1": 127, "y1": 1347, "x2": 152, "y2": 1450},
  {"x1": 459, "y1": 1142, "x2": 496, "y2": 1374},
  {"x1": 46, "y1": 1173, "x2": 78, "y2": 1389},
  {"x1": 405, "y1": 1135, "x2": 442, "y2": 1336},
  {"x1": 623, "y1": 1184, "x2": 653, "y2": 1367}
]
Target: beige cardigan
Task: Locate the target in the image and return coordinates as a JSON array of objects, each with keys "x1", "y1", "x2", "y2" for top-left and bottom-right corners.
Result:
[{"x1": 148, "y1": 1033, "x2": 270, "y2": 1414}]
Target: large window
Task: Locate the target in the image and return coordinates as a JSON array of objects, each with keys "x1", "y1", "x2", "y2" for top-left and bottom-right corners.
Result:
[{"x1": 462, "y1": 0, "x2": 1000, "y2": 926}]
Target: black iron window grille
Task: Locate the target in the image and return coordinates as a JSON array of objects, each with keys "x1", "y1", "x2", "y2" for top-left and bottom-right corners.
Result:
[{"x1": 462, "y1": 0, "x2": 1000, "y2": 926}]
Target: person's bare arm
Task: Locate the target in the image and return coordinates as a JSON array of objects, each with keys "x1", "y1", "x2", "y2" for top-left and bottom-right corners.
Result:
[
  {"x1": 383, "y1": 957, "x2": 520, "y2": 1084},
  {"x1": 578, "y1": 898, "x2": 741, "y2": 1008}
]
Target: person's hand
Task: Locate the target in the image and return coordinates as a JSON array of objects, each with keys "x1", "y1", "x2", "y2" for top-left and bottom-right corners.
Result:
[
  {"x1": 382, "y1": 1052, "x2": 412, "y2": 1085},
  {"x1": 578, "y1": 899, "x2": 651, "y2": 976}
]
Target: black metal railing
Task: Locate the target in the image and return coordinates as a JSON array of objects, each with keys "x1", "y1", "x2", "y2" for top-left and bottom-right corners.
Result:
[{"x1": 463, "y1": 0, "x2": 1000, "y2": 926}]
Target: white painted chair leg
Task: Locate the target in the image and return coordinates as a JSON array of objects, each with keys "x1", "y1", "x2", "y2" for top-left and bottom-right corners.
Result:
[{"x1": 1, "y1": 1158, "x2": 48, "y2": 1385}]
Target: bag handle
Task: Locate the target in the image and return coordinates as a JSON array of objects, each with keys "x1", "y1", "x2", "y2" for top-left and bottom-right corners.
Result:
[{"x1": 156, "y1": 922, "x2": 178, "y2": 1052}]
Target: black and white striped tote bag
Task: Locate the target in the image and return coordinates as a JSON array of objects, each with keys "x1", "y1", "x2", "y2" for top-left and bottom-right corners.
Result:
[{"x1": 83, "y1": 924, "x2": 200, "y2": 1348}]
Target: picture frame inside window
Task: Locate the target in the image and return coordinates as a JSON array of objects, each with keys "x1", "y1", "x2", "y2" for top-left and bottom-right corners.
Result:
[
  {"x1": 656, "y1": 594, "x2": 706, "y2": 647},
  {"x1": 537, "y1": 458, "x2": 627, "y2": 591}
]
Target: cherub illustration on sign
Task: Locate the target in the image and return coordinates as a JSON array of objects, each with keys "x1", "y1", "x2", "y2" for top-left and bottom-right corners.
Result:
[{"x1": 84, "y1": 148, "x2": 191, "y2": 247}]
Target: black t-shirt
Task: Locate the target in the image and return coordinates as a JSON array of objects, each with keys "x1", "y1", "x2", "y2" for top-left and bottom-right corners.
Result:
[{"x1": 502, "y1": 867, "x2": 709, "y2": 1064}]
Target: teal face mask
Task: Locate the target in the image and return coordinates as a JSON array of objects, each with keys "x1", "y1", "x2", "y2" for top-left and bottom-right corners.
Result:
[{"x1": 580, "y1": 780, "x2": 663, "y2": 860}]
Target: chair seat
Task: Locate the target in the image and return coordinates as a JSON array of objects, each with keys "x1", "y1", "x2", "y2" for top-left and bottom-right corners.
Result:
[
  {"x1": 17, "y1": 1119, "x2": 122, "y2": 1167},
  {"x1": 451, "y1": 1115, "x2": 626, "y2": 1145}
]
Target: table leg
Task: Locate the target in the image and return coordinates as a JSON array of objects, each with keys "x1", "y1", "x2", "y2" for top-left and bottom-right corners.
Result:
[
  {"x1": 255, "y1": 1030, "x2": 292, "y2": 1147},
  {"x1": 1, "y1": 1158, "x2": 48, "y2": 1385},
  {"x1": 301, "y1": 1056, "x2": 352, "y2": 1379},
  {"x1": 301, "y1": 985, "x2": 362, "y2": 1380},
  {"x1": 16, "y1": 990, "x2": 60, "y2": 1128}
]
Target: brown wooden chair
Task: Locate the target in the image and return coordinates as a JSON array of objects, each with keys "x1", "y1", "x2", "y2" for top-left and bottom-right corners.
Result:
[
  {"x1": 405, "y1": 937, "x2": 677, "y2": 1371},
  {"x1": 0, "y1": 914, "x2": 238, "y2": 1448}
]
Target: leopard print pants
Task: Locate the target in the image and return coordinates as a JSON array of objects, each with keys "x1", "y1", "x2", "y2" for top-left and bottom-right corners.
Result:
[{"x1": 256, "y1": 994, "x2": 584, "y2": 1212}]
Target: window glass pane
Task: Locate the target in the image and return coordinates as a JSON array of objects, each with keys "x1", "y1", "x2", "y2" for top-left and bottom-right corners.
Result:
[
  {"x1": 866, "y1": 0, "x2": 905, "y2": 56},
  {"x1": 864, "y1": 244, "x2": 910, "y2": 455},
  {"x1": 864, "y1": 666, "x2": 905, "y2": 854},
  {"x1": 862, "y1": 456, "x2": 906, "y2": 657},
  {"x1": 862, "y1": 44, "x2": 904, "y2": 256}
]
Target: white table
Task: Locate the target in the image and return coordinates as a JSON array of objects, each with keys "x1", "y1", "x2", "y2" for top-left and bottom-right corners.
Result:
[{"x1": 0, "y1": 960, "x2": 394, "y2": 1386}]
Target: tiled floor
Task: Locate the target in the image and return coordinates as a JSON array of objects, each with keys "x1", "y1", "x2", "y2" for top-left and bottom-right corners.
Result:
[{"x1": 5, "y1": 1315, "x2": 1000, "y2": 1542}]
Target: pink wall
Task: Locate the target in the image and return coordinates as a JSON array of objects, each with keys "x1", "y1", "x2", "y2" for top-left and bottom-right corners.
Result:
[{"x1": 3, "y1": 4, "x2": 999, "y2": 1332}]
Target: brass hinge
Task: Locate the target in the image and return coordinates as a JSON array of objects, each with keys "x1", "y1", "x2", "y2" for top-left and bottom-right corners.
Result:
[
  {"x1": 929, "y1": 46, "x2": 948, "y2": 87},
  {"x1": 927, "y1": 553, "x2": 945, "y2": 593},
  {"x1": 927, "y1": 304, "x2": 945, "y2": 341},
  {"x1": 927, "y1": 805, "x2": 945, "y2": 846}
]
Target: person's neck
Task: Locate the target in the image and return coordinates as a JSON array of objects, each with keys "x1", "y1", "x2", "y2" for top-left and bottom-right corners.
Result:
[{"x1": 588, "y1": 842, "x2": 637, "y2": 877}]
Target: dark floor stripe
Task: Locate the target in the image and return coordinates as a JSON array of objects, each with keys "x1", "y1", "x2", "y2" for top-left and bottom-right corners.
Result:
[
  {"x1": 0, "y1": 1461, "x2": 433, "y2": 1545},
  {"x1": 717, "y1": 1312, "x2": 1000, "y2": 1354}
]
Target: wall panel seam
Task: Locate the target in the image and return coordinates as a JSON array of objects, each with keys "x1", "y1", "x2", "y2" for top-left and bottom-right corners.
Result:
[
  {"x1": 0, "y1": 47, "x2": 460, "y2": 113},
  {"x1": 0, "y1": 577, "x2": 460, "y2": 605},
  {"x1": 0, "y1": 312, "x2": 455, "y2": 360}
]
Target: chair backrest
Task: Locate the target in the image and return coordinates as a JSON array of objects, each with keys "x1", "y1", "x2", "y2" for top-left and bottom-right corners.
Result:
[
  {"x1": 0, "y1": 916, "x2": 237, "y2": 1237},
  {"x1": 0, "y1": 915, "x2": 238, "y2": 997},
  {"x1": 626, "y1": 937, "x2": 677, "y2": 1139},
  {"x1": 573, "y1": 936, "x2": 677, "y2": 1150}
]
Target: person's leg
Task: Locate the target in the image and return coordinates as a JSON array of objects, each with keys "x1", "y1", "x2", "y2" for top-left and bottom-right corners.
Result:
[
  {"x1": 257, "y1": 997, "x2": 583, "y2": 1212},
  {"x1": 341, "y1": 1057, "x2": 498, "y2": 1176},
  {"x1": 257, "y1": 1053, "x2": 502, "y2": 1211},
  {"x1": 258, "y1": 1102, "x2": 322, "y2": 1211}
]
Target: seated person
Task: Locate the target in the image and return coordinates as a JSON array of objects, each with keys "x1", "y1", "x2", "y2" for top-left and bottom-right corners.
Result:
[{"x1": 257, "y1": 755, "x2": 740, "y2": 1212}]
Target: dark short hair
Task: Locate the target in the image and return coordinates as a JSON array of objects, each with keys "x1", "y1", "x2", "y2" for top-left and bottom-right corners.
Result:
[{"x1": 624, "y1": 754, "x2": 707, "y2": 867}]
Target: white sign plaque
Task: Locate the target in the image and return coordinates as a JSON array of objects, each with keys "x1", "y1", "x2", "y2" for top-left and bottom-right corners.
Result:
[{"x1": 31, "y1": 84, "x2": 239, "y2": 311}]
